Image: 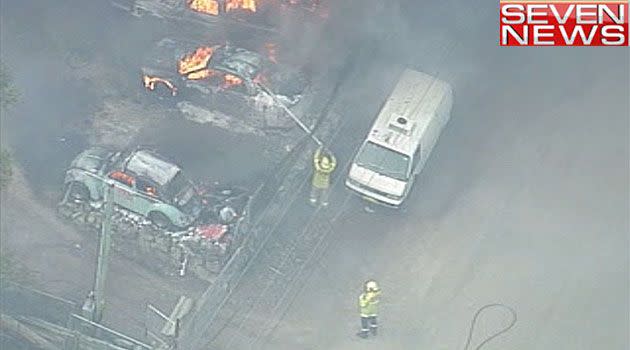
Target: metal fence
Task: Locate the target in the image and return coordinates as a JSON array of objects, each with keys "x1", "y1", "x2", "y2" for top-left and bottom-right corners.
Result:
[
  {"x1": 143, "y1": 304, "x2": 174, "y2": 349},
  {"x1": 0, "y1": 281, "x2": 78, "y2": 326},
  {"x1": 64, "y1": 314, "x2": 152, "y2": 350},
  {"x1": 0, "y1": 282, "x2": 152, "y2": 350},
  {"x1": 178, "y1": 134, "x2": 313, "y2": 350},
  {"x1": 177, "y1": 44, "x2": 357, "y2": 349},
  {"x1": 222, "y1": 182, "x2": 261, "y2": 261}
]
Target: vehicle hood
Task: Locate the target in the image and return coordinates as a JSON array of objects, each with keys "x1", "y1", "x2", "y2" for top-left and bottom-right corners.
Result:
[
  {"x1": 70, "y1": 147, "x2": 113, "y2": 173},
  {"x1": 267, "y1": 67, "x2": 309, "y2": 101},
  {"x1": 173, "y1": 184, "x2": 203, "y2": 218},
  {"x1": 348, "y1": 164, "x2": 407, "y2": 197}
]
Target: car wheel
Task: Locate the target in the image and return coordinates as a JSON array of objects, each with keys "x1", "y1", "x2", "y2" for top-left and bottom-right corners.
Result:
[
  {"x1": 66, "y1": 182, "x2": 90, "y2": 202},
  {"x1": 148, "y1": 211, "x2": 173, "y2": 231}
]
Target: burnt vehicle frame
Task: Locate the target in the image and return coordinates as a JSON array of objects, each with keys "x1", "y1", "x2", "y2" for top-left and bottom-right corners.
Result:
[
  {"x1": 141, "y1": 37, "x2": 310, "y2": 128},
  {"x1": 111, "y1": 0, "x2": 329, "y2": 32},
  {"x1": 63, "y1": 146, "x2": 207, "y2": 229}
]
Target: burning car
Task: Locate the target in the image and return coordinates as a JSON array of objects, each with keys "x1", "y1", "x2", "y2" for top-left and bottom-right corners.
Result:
[
  {"x1": 112, "y1": 0, "x2": 328, "y2": 27},
  {"x1": 63, "y1": 147, "x2": 203, "y2": 229},
  {"x1": 141, "y1": 38, "x2": 310, "y2": 129}
]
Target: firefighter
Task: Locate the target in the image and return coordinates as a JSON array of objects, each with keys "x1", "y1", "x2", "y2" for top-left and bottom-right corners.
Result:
[
  {"x1": 310, "y1": 147, "x2": 336, "y2": 206},
  {"x1": 358, "y1": 280, "x2": 381, "y2": 338}
]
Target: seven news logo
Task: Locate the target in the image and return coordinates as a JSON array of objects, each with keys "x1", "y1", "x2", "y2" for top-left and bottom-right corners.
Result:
[{"x1": 500, "y1": 1, "x2": 629, "y2": 46}]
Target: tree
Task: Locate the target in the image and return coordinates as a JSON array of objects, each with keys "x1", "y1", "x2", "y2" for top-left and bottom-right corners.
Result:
[
  {"x1": 0, "y1": 149, "x2": 12, "y2": 190},
  {"x1": 0, "y1": 61, "x2": 18, "y2": 190},
  {"x1": 0, "y1": 63, "x2": 26, "y2": 284},
  {"x1": 0, "y1": 62, "x2": 19, "y2": 112}
]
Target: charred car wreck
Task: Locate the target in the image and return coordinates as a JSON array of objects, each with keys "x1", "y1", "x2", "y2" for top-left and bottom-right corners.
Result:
[
  {"x1": 60, "y1": 146, "x2": 251, "y2": 278},
  {"x1": 142, "y1": 38, "x2": 310, "y2": 132},
  {"x1": 63, "y1": 147, "x2": 204, "y2": 229},
  {"x1": 112, "y1": 0, "x2": 328, "y2": 29}
]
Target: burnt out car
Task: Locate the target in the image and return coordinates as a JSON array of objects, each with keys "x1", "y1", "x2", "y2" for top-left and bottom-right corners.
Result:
[
  {"x1": 141, "y1": 38, "x2": 310, "y2": 129},
  {"x1": 64, "y1": 147, "x2": 203, "y2": 229},
  {"x1": 112, "y1": 0, "x2": 329, "y2": 28}
]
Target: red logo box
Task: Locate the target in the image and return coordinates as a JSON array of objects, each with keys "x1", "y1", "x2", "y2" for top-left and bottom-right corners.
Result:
[{"x1": 500, "y1": 1, "x2": 629, "y2": 46}]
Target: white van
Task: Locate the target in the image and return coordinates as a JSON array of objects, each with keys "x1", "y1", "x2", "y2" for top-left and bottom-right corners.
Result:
[{"x1": 345, "y1": 69, "x2": 453, "y2": 208}]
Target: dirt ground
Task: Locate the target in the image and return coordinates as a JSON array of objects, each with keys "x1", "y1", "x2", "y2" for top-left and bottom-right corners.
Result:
[
  {"x1": 259, "y1": 27, "x2": 630, "y2": 350},
  {"x1": 0, "y1": 0, "x2": 233, "y2": 340},
  {"x1": 1, "y1": 1, "x2": 627, "y2": 349},
  {"x1": 188, "y1": 0, "x2": 629, "y2": 349},
  {"x1": 0, "y1": 165, "x2": 208, "y2": 339},
  {"x1": 0, "y1": 0, "x2": 332, "y2": 342}
]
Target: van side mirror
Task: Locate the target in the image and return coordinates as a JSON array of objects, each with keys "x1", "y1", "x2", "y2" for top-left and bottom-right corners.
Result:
[{"x1": 412, "y1": 148, "x2": 422, "y2": 175}]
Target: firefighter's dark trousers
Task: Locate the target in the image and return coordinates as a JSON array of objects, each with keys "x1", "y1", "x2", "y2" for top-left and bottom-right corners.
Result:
[
  {"x1": 359, "y1": 316, "x2": 378, "y2": 337},
  {"x1": 309, "y1": 186, "x2": 330, "y2": 206}
]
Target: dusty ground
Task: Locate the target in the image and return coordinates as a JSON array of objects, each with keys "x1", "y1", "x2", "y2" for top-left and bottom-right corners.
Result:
[
  {"x1": 1, "y1": 0, "x2": 627, "y2": 349},
  {"x1": 0, "y1": 0, "x2": 272, "y2": 340},
  {"x1": 0, "y1": 165, "x2": 208, "y2": 339},
  {"x1": 191, "y1": 0, "x2": 629, "y2": 349},
  {"x1": 0, "y1": 0, "x2": 283, "y2": 196},
  {"x1": 0, "y1": 0, "x2": 339, "y2": 343},
  {"x1": 262, "y1": 24, "x2": 629, "y2": 350},
  {"x1": 259, "y1": 58, "x2": 629, "y2": 350}
]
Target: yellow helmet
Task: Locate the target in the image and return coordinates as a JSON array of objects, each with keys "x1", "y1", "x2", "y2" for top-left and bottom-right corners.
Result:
[
  {"x1": 321, "y1": 156, "x2": 331, "y2": 167},
  {"x1": 365, "y1": 280, "x2": 379, "y2": 292}
]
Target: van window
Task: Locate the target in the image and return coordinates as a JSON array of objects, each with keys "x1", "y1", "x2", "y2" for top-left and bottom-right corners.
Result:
[{"x1": 355, "y1": 142, "x2": 410, "y2": 181}]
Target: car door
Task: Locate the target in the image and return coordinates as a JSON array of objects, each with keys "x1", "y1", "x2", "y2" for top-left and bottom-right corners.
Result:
[
  {"x1": 107, "y1": 170, "x2": 136, "y2": 211},
  {"x1": 131, "y1": 176, "x2": 162, "y2": 216}
]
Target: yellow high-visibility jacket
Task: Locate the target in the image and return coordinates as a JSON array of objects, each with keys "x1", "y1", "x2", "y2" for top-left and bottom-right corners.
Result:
[
  {"x1": 312, "y1": 148, "x2": 337, "y2": 189},
  {"x1": 358, "y1": 291, "x2": 380, "y2": 317}
]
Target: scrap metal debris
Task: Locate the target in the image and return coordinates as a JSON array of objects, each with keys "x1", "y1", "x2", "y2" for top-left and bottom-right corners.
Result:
[
  {"x1": 115, "y1": 0, "x2": 328, "y2": 23},
  {"x1": 141, "y1": 38, "x2": 309, "y2": 135},
  {"x1": 58, "y1": 175, "x2": 250, "y2": 280}
]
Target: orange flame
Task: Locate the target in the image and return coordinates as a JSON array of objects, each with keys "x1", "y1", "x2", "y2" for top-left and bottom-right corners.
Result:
[
  {"x1": 187, "y1": 69, "x2": 216, "y2": 80},
  {"x1": 226, "y1": 0, "x2": 257, "y2": 12},
  {"x1": 188, "y1": 0, "x2": 219, "y2": 15},
  {"x1": 221, "y1": 74, "x2": 243, "y2": 88},
  {"x1": 178, "y1": 46, "x2": 214, "y2": 76}
]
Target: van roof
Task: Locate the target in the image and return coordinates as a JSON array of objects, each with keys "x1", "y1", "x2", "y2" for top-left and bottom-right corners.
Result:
[{"x1": 367, "y1": 69, "x2": 452, "y2": 156}]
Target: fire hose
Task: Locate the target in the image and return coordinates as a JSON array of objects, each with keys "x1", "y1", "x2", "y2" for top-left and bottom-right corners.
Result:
[
  {"x1": 462, "y1": 303, "x2": 517, "y2": 350},
  {"x1": 255, "y1": 82, "x2": 323, "y2": 147}
]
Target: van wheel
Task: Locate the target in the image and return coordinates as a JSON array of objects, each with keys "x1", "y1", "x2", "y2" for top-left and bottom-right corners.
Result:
[
  {"x1": 149, "y1": 212, "x2": 173, "y2": 231},
  {"x1": 67, "y1": 182, "x2": 90, "y2": 201}
]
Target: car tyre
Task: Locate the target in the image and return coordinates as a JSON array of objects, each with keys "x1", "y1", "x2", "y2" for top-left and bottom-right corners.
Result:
[{"x1": 149, "y1": 211, "x2": 173, "y2": 231}]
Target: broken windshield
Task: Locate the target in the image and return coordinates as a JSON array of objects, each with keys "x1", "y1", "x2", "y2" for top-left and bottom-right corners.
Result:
[
  {"x1": 165, "y1": 171, "x2": 201, "y2": 216},
  {"x1": 165, "y1": 171, "x2": 191, "y2": 199},
  {"x1": 355, "y1": 142, "x2": 410, "y2": 181}
]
